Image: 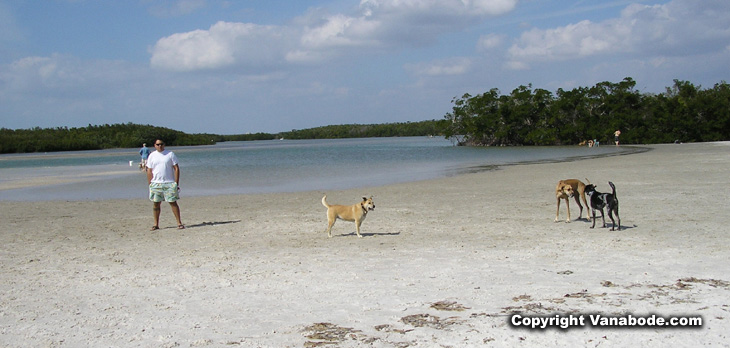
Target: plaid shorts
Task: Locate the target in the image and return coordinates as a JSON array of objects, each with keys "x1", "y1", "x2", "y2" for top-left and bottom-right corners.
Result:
[{"x1": 149, "y1": 182, "x2": 179, "y2": 203}]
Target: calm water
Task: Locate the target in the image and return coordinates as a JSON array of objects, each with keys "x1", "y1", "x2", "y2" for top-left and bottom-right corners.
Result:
[{"x1": 0, "y1": 137, "x2": 637, "y2": 201}]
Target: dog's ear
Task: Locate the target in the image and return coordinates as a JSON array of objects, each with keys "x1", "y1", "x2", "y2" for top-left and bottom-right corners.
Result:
[{"x1": 362, "y1": 197, "x2": 367, "y2": 201}]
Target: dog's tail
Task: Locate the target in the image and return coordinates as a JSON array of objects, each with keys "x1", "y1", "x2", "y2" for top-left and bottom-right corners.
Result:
[
  {"x1": 321, "y1": 194, "x2": 330, "y2": 208},
  {"x1": 608, "y1": 181, "x2": 616, "y2": 197},
  {"x1": 584, "y1": 178, "x2": 591, "y2": 185}
]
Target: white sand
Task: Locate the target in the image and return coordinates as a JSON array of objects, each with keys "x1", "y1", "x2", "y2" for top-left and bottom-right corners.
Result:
[{"x1": 1, "y1": 142, "x2": 729, "y2": 347}]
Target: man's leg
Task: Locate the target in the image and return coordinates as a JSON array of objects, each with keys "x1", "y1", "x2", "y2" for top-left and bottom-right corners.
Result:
[
  {"x1": 169, "y1": 201, "x2": 184, "y2": 228},
  {"x1": 152, "y1": 201, "x2": 161, "y2": 230}
]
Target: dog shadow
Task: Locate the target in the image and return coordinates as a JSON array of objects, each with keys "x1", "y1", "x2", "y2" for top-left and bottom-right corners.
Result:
[
  {"x1": 338, "y1": 231, "x2": 401, "y2": 238},
  {"x1": 579, "y1": 218, "x2": 637, "y2": 231},
  {"x1": 185, "y1": 220, "x2": 242, "y2": 229}
]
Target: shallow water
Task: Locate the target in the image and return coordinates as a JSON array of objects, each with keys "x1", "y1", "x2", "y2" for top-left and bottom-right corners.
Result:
[{"x1": 0, "y1": 137, "x2": 636, "y2": 201}]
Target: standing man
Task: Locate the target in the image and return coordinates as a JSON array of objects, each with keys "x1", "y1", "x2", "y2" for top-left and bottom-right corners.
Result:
[
  {"x1": 146, "y1": 140, "x2": 184, "y2": 230},
  {"x1": 139, "y1": 143, "x2": 151, "y2": 170}
]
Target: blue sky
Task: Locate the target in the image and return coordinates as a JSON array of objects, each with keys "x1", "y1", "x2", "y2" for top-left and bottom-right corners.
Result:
[{"x1": 1, "y1": 0, "x2": 729, "y2": 134}]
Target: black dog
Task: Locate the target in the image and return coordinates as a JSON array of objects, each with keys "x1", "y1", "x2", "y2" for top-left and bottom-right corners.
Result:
[{"x1": 584, "y1": 181, "x2": 621, "y2": 231}]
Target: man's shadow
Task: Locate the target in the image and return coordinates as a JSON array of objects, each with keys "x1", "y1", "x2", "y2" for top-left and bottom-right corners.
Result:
[{"x1": 185, "y1": 220, "x2": 242, "y2": 229}]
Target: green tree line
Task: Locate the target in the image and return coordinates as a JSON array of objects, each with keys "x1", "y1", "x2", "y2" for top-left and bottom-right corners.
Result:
[
  {"x1": 0, "y1": 121, "x2": 444, "y2": 154},
  {"x1": 0, "y1": 123, "x2": 217, "y2": 154},
  {"x1": 443, "y1": 78, "x2": 730, "y2": 146},
  {"x1": 278, "y1": 120, "x2": 446, "y2": 140}
]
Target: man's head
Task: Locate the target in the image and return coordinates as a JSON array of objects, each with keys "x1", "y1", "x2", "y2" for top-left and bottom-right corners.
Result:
[{"x1": 154, "y1": 140, "x2": 165, "y2": 152}]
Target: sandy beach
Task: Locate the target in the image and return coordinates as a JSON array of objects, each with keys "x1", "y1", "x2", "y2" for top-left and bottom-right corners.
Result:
[{"x1": 1, "y1": 142, "x2": 729, "y2": 347}]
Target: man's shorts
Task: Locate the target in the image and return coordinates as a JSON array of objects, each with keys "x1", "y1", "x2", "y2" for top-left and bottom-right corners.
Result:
[{"x1": 149, "y1": 182, "x2": 179, "y2": 203}]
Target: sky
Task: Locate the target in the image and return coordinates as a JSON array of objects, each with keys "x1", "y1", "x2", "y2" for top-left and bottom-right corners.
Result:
[{"x1": 1, "y1": 0, "x2": 729, "y2": 135}]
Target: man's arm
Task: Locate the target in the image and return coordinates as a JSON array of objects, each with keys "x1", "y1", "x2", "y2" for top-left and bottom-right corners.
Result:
[{"x1": 173, "y1": 164, "x2": 180, "y2": 186}]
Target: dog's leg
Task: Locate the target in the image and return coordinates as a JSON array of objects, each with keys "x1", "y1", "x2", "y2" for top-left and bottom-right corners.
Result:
[
  {"x1": 590, "y1": 209, "x2": 596, "y2": 229},
  {"x1": 610, "y1": 206, "x2": 620, "y2": 231},
  {"x1": 600, "y1": 209, "x2": 606, "y2": 228},
  {"x1": 614, "y1": 197, "x2": 620, "y2": 231},
  {"x1": 608, "y1": 182, "x2": 619, "y2": 231},
  {"x1": 573, "y1": 194, "x2": 583, "y2": 220},
  {"x1": 325, "y1": 217, "x2": 335, "y2": 238},
  {"x1": 608, "y1": 209, "x2": 616, "y2": 231},
  {"x1": 555, "y1": 197, "x2": 562, "y2": 222},
  {"x1": 355, "y1": 219, "x2": 363, "y2": 238},
  {"x1": 565, "y1": 197, "x2": 571, "y2": 223}
]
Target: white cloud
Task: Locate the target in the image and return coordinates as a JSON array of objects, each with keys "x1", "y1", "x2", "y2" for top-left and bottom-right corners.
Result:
[
  {"x1": 405, "y1": 57, "x2": 472, "y2": 76},
  {"x1": 359, "y1": 0, "x2": 517, "y2": 17},
  {"x1": 150, "y1": 0, "x2": 520, "y2": 71},
  {"x1": 292, "y1": 0, "x2": 520, "y2": 63},
  {"x1": 150, "y1": 21, "x2": 286, "y2": 71},
  {"x1": 300, "y1": 14, "x2": 377, "y2": 48},
  {"x1": 504, "y1": 60, "x2": 528, "y2": 71},
  {"x1": 2, "y1": 54, "x2": 145, "y2": 97},
  {"x1": 477, "y1": 33, "x2": 505, "y2": 51},
  {"x1": 302, "y1": 14, "x2": 356, "y2": 48},
  {"x1": 354, "y1": 0, "x2": 518, "y2": 46},
  {"x1": 508, "y1": 19, "x2": 618, "y2": 62},
  {"x1": 506, "y1": 0, "x2": 730, "y2": 69},
  {"x1": 6, "y1": 55, "x2": 82, "y2": 91}
]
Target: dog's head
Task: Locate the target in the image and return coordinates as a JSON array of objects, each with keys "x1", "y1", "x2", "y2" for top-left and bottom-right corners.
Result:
[
  {"x1": 584, "y1": 184, "x2": 597, "y2": 196},
  {"x1": 361, "y1": 196, "x2": 375, "y2": 211},
  {"x1": 560, "y1": 183, "x2": 575, "y2": 197}
]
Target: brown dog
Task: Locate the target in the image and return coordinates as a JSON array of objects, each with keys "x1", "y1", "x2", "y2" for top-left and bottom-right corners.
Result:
[
  {"x1": 555, "y1": 178, "x2": 589, "y2": 223},
  {"x1": 322, "y1": 195, "x2": 375, "y2": 238}
]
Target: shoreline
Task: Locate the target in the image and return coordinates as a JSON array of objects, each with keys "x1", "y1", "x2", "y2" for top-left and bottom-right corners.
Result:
[
  {"x1": 1, "y1": 142, "x2": 729, "y2": 347},
  {"x1": 457, "y1": 144, "x2": 651, "y2": 175}
]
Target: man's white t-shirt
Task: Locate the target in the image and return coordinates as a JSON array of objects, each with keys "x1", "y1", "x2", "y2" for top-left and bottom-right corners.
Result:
[{"x1": 146, "y1": 150, "x2": 179, "y2": 183}]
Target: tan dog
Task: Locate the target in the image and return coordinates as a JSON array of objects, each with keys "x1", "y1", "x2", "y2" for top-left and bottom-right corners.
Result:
[
  {"x1": 322, "y1": 195, "x2": 375, "y2": 238},
  {"x1": 555, "y1": 178, "x2": 589, "y2": 223}
]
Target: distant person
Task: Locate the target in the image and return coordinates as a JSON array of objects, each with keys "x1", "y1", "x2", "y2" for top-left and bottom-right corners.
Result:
[
  {"x1": 614, "y1": 129, "x2": 621, "y2": 146},
  {"x1": 146, "y1": 140, "x2": 184, "y2": 230},
  {"x1": 139, "y1": 143, "x2": 151, "y2": 170}
]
